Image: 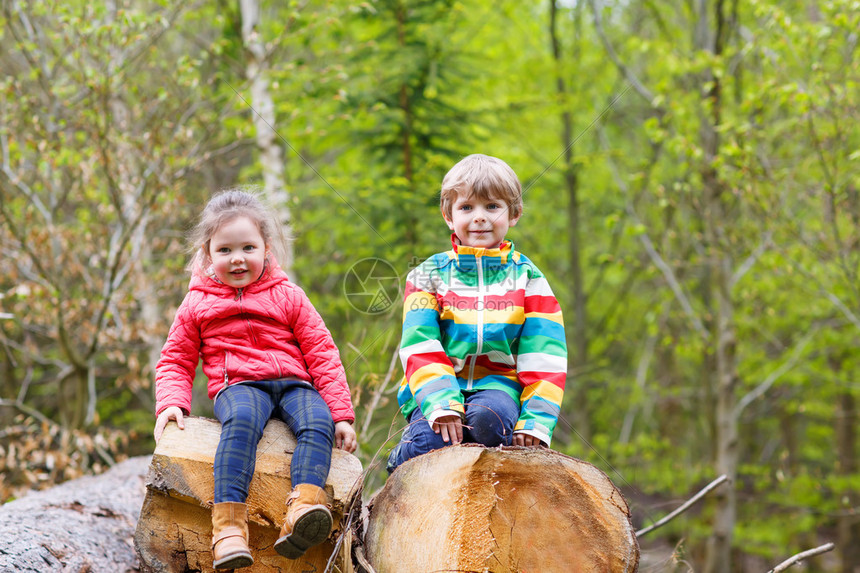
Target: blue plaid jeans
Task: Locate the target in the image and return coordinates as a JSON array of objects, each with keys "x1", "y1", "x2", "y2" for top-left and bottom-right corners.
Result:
[{"x1": 212, "y1": 378, "x2": 335, "y2": 503}]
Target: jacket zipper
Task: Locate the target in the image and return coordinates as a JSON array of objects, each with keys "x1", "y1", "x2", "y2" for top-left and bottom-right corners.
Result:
[
  {"x1": 467, "y1": 254, "x2": 486, "y2": 390},
  {"x1": 223, "y1": 287, "x2": 245, "y2": 386},
  {"x1": 223, "y1": 351, "x2": 230, "y2": 385},
  {"x1": 229, "y1": 286, "x2": 278, "y2": 380},
  {"x1": 235, "y1": 287, "x2": 260, "y2": 347}
]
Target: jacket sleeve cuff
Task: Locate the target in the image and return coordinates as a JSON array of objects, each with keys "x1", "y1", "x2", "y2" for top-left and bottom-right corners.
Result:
[
  {"x1": 155, "y1": 404, "x2": 190, "y2": 417},
  {"x1": 426, "y1": 408, "x2": 462, "y2": 426},
  {"x1": 513, "y1": 424, "x2": 552, "y2": 446}
]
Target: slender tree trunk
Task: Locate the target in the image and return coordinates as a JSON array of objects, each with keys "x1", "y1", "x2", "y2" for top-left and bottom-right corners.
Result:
[
  {"x1": 240, "y1": 0, "x2": 293, "y2": 278},
  {"x1": 549, "y1": 0, "x2": 590, "y2": 442},
  {"x1": 395, "y1": 1, "x2": 417, "y2": 251},
  {"x1": 704, "y1": 253, "x2": 738, "y2": 573},
  {"x1": 833, "y1": 353, "x2": 860, "y2": 571},
  {"x1": 698, "y1": 1, "x2": 738, "y2": 571}
]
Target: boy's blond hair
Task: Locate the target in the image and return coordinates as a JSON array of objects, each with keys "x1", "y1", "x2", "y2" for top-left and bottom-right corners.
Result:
[{"x1": 440, "y1": 154, "x2": 523, "y2": 220}]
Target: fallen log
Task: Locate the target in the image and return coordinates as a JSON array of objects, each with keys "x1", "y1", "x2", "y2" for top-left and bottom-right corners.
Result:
[
  {"x1": 359, "y1": 444, "x2": 639, "y2": 573},
  {"x1": 134, "y1": 416, "x2": 363, "y2": 573},
  {"x1": 0, "y1": 455, "x2": 150, "y2": 572}
]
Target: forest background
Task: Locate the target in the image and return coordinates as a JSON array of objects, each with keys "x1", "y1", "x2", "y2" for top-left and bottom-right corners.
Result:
[{"x1": 0, "y1": 0, "x2": 858, "y2": 571}]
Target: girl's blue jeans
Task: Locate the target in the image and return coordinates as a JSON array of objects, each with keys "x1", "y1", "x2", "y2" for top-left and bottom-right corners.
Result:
[
  {"x1": 387, "y1": 389, "x2": 519, "y2": 472},
  {"x1": 212, "y1": 378, "x2": 334, "y2": 503}
]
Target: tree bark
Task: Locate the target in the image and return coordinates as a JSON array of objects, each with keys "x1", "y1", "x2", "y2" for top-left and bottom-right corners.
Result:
[
  {"x1": 134, "y1": 416, "x2": 362, "y2": 573},
  {"x1": 395, "y1": 1, "x2": 417, "y2": 252},
  {"x1": 695, "y1": 0, "x2": 738, "y2": 570},
  {"x1": 0, "y1": 456, "x2": 150, "y2": 572},
  {"x1": 550, "y1": 0, "x2": 591, "y2": 443},
  {"x1": 360, "y1": 445, "x2": 639, "y2": 573},
  {"x1": 240, "y1": 0, "x2": 293, "y2": 279},
  {"x1": 835, "y1": 386, "x2": 860, "y2": 572}
]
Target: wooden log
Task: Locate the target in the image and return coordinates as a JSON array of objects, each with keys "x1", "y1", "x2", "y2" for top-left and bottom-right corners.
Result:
[
  {"x1": 360, "y1": 445, "x2": 639, "y2": 573},
  {"x1": 134, "y1": 416, "x2": 363, "y2": 573},
  {"x1": 0, "y1": 456, "x2": 149, "y2": 572}
]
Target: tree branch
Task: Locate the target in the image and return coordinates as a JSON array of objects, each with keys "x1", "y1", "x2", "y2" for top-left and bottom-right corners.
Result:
[
  {"x1": 736, "y1": 326, "x2": 817, "y2": 416},
  {"x1": 730, "y1": 231, "x2": 773, "y2": 287},
  {"x1": 360, "y1": 338, "x2": 400, "y2": 439},
  {"x1": 785, "y1": 256, "x2": 860, "y2": 331},
  {"x1": 0, "y1": 397, "x2": 53, "y2": 427},
  {"x1": 766, "y1": 543, "x2": 834, "y2": 573},
  {"x1": 586, "y1": 0, "x2": 660, "y2": 108},
  {"x1": 619, "y1": 328, "x2": 658, "y2": 444},
  {"x1": 627, "y1": 204, "x2": 710, "y2": 341},
  {"x1": 636, "y1": 475, "x2": 729, "y2": 537},
  {"x1": 594, "y1": 118, "x2": 708, "y2": 341}
]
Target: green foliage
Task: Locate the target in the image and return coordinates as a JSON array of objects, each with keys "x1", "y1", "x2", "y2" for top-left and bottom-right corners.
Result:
[{"x1": 1, "y1": 1, "x2": 858, "y2": 569}]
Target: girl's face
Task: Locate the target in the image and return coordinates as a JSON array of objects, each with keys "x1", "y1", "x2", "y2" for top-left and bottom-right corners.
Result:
[
  {"x1": 207, "y1": 215, "x2": 268, "y2": 289},
  {"x1": 443, "y1": 192, "x2": 519, "y2": 249}
]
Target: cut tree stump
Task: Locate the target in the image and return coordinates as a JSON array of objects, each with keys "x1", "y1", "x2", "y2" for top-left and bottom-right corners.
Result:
[
  {"x1": 359, "y1": 444, "x2": 639, "y2": 573},
  {"x1": 134, "y1": 416, "x2": 363, "y2": 573}
]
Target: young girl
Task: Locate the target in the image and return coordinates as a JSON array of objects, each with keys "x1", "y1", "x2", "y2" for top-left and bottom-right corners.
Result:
[{"x1": 153, "y1": 189, "x2": 357, "y2": 569}]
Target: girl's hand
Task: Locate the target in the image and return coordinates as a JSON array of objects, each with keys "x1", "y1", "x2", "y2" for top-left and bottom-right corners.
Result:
[
  {"x1": 154, "y1": 406, "x2": 185, "y2": 443},
  {"x1": 334, "y1": 421, "x2": 357, "y2": 453},
  {"x1": 513, "y1": 432, "x2": 544, "y2": 447}
]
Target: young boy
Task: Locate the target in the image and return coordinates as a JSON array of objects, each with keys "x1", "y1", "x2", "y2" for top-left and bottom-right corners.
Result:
[{"x1": 387, "y1": 154, "x2": 568, "y2": 472}]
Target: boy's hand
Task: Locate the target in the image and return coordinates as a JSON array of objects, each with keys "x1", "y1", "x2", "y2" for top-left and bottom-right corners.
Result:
[
  {"x1": 432, "y1": 414, "x2": 463, "y2": 444},
  {"x1": 154, "y1": 406, "x2": 185, "y2": 443},
  {"x1": 513, "y1": 432, "x2": 544, "y2": 447},
  {"x1": 335, "y1": 421, "x2": 358, "y2": 453}
]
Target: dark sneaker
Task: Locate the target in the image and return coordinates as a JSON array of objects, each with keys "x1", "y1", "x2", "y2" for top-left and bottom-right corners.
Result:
[{"x1": 386, "y1": 443, "x2": 402, "y2": 474}]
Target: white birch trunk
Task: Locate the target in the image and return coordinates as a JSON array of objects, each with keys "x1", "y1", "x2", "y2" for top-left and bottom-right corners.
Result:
[{"x1": 239, "y1": 0, "x2": 293, "y2": 279}]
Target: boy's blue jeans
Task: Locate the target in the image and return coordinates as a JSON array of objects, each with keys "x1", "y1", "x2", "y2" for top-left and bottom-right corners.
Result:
[
  {"x1": 387, "y1": 389, "x2": 519, "y2": 472},
  {"x1": 213, "y1": 378, "x2": 335, "y2": 503}
]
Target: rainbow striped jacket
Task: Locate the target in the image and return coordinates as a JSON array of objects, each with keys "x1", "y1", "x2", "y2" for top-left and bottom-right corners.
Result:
[{"x1": 397, "y1": 239, "x2": 567, "y2": 445}]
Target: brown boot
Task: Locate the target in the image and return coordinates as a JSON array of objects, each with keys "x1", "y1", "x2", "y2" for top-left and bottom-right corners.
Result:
[
  {"x1": 274, "y1": 484, "x2": 333, "y2": 559},
  {"x1": 211, "y1": 501, "x2": 254, "y2": 569}
]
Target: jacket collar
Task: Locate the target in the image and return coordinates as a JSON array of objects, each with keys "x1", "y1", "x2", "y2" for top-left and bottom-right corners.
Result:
[{"x1": 449, "y1": 233, "x2": 514, "y2": 267}]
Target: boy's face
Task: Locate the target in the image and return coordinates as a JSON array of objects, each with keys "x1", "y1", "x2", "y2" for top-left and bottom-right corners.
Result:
[{"x1": 443, "y1": 192, "x2": 520, "y2": 249}]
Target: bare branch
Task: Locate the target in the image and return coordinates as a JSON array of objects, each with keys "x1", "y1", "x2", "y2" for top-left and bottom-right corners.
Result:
[
  {"x1": 0, "y1": 165, "x2": 52, "y2": 225},
  {"x1": 636, "y1": 475, "x2": 729, "y2": 537},
  {"x1": 627, "y1": 204, "x2": 710, "y2": 340},
  {"x1": 822, "y1": 289, "x2": 860, "y2": 331},
  {"x1": 0, "y1": 194, "x2": 57, "y2": 291},
  {"x1": 594, "y1": 118, "x2": 708, "y2": 340},
  {"x1": 360, "y1": 338, "x2": 400, "y2": 438},
  {"x1": 736, "y1": 327, "x2": 817, "y2": 416},
  {"x1": 785, "y1": 256, "x2": 860, "y2": 331},
  {"x1": 730, "y1": 231, "x2": 773, "y2": 287},
  {"x1": 0, "y1": 397, "x2": 53, "y2": 427},
  {"x1": 619, "y1": 326, "x2": 658, "y2": 444},
  {"x1": 766, "y1": 542, "x2": 835, "y2": 573},
  {"x1": 586, "y1": 0, "x2": 661, "y2": 109}
]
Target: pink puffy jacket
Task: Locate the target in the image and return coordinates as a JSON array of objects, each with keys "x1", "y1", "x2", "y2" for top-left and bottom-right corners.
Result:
[{"x1": 154, "y1": 261, "x2": 355, "y2": 424}]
